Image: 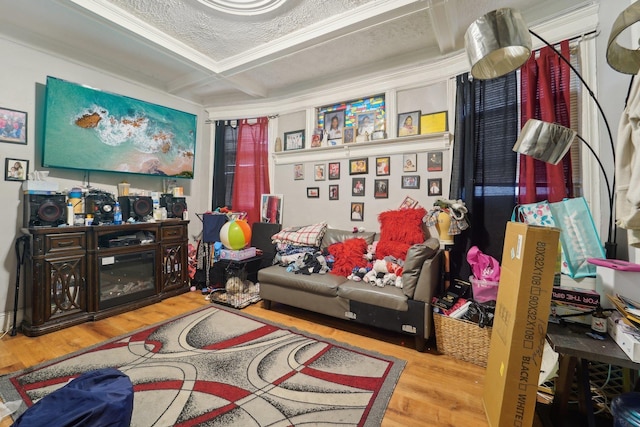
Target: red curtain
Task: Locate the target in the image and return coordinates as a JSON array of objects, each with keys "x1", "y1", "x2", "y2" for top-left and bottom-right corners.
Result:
[
  {"x1": 231, "y1": 118, "x2": 270, "y2": 225},
  {"x1": 518, "y1": 40, "x2": 574, "y2": 204}
]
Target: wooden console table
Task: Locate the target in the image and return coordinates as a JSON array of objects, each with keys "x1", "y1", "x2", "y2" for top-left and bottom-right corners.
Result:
[{"x1": 21, "y1": 220, "x2": 189, "y2": 336}]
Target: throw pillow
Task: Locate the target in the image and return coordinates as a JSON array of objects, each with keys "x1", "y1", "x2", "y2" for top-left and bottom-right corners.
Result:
[
  {"x1": 272, "y1": 222, "x2": 327, "y2": 247},
  {"x1": 376, "y1": 207, "x2": 426, "y2": 260},
  {"x1": 328, "y1": 238, "x2": 368, "y2": 277}
]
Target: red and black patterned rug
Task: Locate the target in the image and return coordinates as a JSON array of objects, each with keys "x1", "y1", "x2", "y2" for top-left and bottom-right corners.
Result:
[{"x1": 0, "y1": 305, "x2": 405, "y2": 426}]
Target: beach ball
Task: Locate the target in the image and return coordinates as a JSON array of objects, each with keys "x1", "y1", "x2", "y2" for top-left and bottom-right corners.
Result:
[{"x1": 220, "y1": 220, "x2": 252, "y2": 250}]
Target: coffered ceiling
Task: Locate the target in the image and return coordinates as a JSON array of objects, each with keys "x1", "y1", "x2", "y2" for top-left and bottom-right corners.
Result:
[{"x1": 0, "y1": 0, "x2": 593, "y2": 108}]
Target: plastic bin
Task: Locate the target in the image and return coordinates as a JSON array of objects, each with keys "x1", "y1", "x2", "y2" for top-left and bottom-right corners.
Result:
[{"x1": 470, "y1": 276, "x2": 499, "y2": 303}]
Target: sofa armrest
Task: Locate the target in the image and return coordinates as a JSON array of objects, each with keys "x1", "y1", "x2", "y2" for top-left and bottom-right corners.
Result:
[{"x1": 412, "y1": 249, "x2": 444, "y2": 304}]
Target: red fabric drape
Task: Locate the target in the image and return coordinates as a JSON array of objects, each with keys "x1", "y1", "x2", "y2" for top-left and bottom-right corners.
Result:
[
  {"x1": 231, "y1": 118, "x2": 270, "y2": 225},
  {"x1": 519, "y1": 40, "x2": 574, "y2": 204}
]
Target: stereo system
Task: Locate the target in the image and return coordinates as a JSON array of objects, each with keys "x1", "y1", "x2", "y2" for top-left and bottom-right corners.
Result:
[
  {"x1": 118, "y1": 196, "x2": 153, "y2": 221},
  {"x1": 159, "y1": 193, "x2": 187, "y2": 218},
  {"x1": 24, "y1": 194, "x2": 67, "y2": 227},
  {"x1": 85, "y1": 192, "x2": 117, "y2": 225}
]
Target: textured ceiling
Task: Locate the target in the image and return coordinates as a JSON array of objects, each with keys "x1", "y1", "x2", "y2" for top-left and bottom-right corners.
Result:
[{"x1": 0, "y1": 0, "x2": 593, "y2": 109}]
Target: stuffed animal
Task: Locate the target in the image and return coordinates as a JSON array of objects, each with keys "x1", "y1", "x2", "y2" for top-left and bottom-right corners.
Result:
[{"x1": 364, "y1": 241, "x2": 378, "y2": 261}]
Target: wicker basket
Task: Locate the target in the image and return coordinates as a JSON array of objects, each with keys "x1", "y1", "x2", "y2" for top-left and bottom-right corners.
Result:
[{"x1": 433, "y1": 313, "x2": 492, "y2": 367}]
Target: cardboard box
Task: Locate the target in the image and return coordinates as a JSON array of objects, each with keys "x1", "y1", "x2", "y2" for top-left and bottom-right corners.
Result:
[
  {"x1": 483, "y1": 222, "x2": 560, "y2": 427},
  {"x1": 595, "y1": 266, "x2": 640, "y2": 309},
  {"x1": 608, "y1": 311, "x2": 640, "y2": 363},
  {"x1": 219, "y1": 247, "x2": 257, "y2": 261}
]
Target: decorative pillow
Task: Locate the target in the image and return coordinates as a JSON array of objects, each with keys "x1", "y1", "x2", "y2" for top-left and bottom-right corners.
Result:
[
  {"x1": 376, "y1": 207, "x2": 426, "y2": 260},
  {"x1": 272, "y1": 222, "x2": 327, "y2": 247},
  {"x1": 328, "y1": 238, "x2": 368, "y2": 277},
  {"x1": 320, "y1": 228, "x2": 376, "y2": 251},
  {"x1": 401, "y1": 238, "x2": 440, "y2": 298}
]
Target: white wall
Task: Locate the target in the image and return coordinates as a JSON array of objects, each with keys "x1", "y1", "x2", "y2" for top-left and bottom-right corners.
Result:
[{"x1": 0, "y1": 37, "x2": 212, "y2": 330}]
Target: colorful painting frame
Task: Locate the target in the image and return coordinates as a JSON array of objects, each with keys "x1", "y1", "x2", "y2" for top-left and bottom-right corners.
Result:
[{"x1": 0, "y1": 107, "x2": 27, "y2": 145}]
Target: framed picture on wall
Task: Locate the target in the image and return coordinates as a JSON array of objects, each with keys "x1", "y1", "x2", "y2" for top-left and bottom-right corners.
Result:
[
  {"x1": 428, "y1": 178, "x2": 443, "y2": 196},
  {"x1": 349, "y1": 158, "x2": 368, "y2": 175},
  {"x1": 427, "y1": 151, "x2": 443, "y2": 171},
  {"x1": 352, "y1": 177, "x2": 365, "y2": 196},
  {"x1": 314, "y1": 164, "x2": 326, "y2": 181},
  {"x1": 374, "y1": 179, "x2": 388, "y2": 199},
  {"x1": 351, "y1": 202, "x2": 364, "y2": 221},
  {"x1": 294, "y1": 163, "x2": 304, "y2": 180},
  {"x1": 5, "y1": 158, "x2": 28, "y2": 181},
  {"x1": 397, "y1": 110, "x2": 421, "y2": 137},
  {"x1": 0, "y1": 107, "x2": 27, "y2": 145},
  {"x1": 307, "y1": 187, "x2": 319, "y2": 198},
  {"x1": 328, "y1": 162, "x2": 340, "y2": 180},
  {"x1": 284, "y1": 130, "x2": 305, "y2": 151},
  {"x1": 329, "y1": 184, "x2": 339, "y2": 200},
  {"x1": 376, "y1": 157, "x2": 390, "y2": 176},
  {"x1": 401, "y1": 175, "x2": 420, "y2": 189},
  {"x1": 403, "y1": 153, "x2": 417, "y2": 172}
]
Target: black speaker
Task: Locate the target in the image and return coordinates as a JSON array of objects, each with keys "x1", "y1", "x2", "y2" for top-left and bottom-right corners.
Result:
[
  {"x1": 118, "y1": 196, "x2": 153, "y2": 221},
  {"x1": 85, "y1": 192, "x2": 117, "y2": 224},
  {"x1": 159, "y1": 193, "x2": 187, "y2": 218},
  {"x1": 24, "y1": 194, "x2": 67, "y2": 227}
]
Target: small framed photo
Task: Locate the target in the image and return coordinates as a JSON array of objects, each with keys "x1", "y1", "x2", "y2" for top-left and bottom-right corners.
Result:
[
  {"x1": 314, "y1": 164, "x2": 326, "y2": 181},
  {"x1": 311, "y1": 128, "x2": 323, "y2": 148},
  {"x1": 398, "y1": 110, "x2": 421, "y2": 137},
  {"x1": 427, "y1": 152, "x2": 443, "y2": 172},
  {"x1": 374, "y1": 179, "x2": 389, "y2": 199},
  {"x1": 329, "y1": 184, "x2": 339, "y2": 200},
  {"x1": 5, "y1": 158, "x2": 28, "y2": 181},
  {"x1": 349, "y1": 158, "x2": 368, "y2": 175},
  {"x1": 343, "y1": 127, "x2": 355, "y2": 144},
  {"x1": 403, "y1": 153, "x2": 417, "y2": 172},
  {"x1": 307, "y1": 187, "x2": 319, "y2": 198},
  {"x1": 0, "y1": 107, "x2": 27, "y2": 144},
  {"x1": 352, "y1": 177, "x2": 365, "y2": 196},
  {"x1": 260, "y1": 194, "x2": 283, "y2": 224},
  {"x1": 376, "y1": 156, "x2": 390, "y2": 176},
  {"x1": 324, "y1": 110, "x2": 345, "y2": 144},
  {"x1": 328, "y1": 162, "x2": 341, "y2": 180},
  {"x1": 428, "y1": 178, "x2": 443, "y2": 196},
  {"x1": 356, "y1": 112, "x2": 375, "y2": 138},
  {"x1": 399, "y1": 196, "x2": 418, "y2": 210},
  {"x1": 351, "y1": 202, "x2": 364, "y2": 221},
  {"x1": 294, "y1": 163, "x2": 304, "y2": 180},
  {"x1": 284, "y1": 130, "x2": 305, "y2": 151},
  {"x1": 402, "y1": 175, "x2": 420, "y2": 189}
]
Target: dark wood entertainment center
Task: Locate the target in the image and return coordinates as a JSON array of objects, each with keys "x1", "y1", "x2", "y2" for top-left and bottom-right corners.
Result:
[{"x1": 21, "y1": 220, "x2": 189, "y2": 336}]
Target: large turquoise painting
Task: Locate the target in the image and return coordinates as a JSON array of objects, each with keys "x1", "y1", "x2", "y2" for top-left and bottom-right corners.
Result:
[{"x1": 42, "y1": 76, "x2": 197, "y2": 178}]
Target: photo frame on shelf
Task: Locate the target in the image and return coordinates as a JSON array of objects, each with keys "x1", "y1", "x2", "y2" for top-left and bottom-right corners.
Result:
[
  {"x1": 352, "y1": 177, "x2": 365, "y2": 196},
  {"x1": 324, "y1": 110, "x2": 345, "y2": 145},
  {"x1": 376, "y1": 156, "x2": 390, "y2": 176},
  {"x1": 403, "y1": 153, "x2": 417, "y2": 172},
  {"x1": 5, "y1": 158, "x2": 28, "y2": 181},
  {"x1": 294, "y1": 163, "x2": 304, "y2": 180},
  {"x1": 420, "y1": 111, "x2": 448, "y2": 135},
  {"x1": 343, "y1": 127, "x2": 355, "y2": 144},
  {"x1": 401, "y1": 175, "x2": 420, "y2": 189},
  {"x1": 399, "y1": 196, "x2": 418, "y2": 210},
  {"x1": 397, "y1": 110, "x2": 421, "y2": 137},
  {"x1": 311, "y1": 128, "x2": 323, "y2": 148},
  {"x1": 329, "y1": 184, "x2": 339, "y2": 200},
  {"x1": 351, "y1": 202, "x2": 364, "y2": 221},
  {"x1": 428, "y1": 178, "x2": 443, "y2": 196},
  {"x1": 314, "y1": 164, "x2": 326, "y2": 181},
  {"x1": 307, "y1": 187, "x2": 319, "y2": 198},
  {"x1": 374, "y1": 179, "x2": 388, "y2": 199},
  {"x1": 260, "y1": 194, "x2": 283, "y2": 224},
  {"x1": 328, "y1": 162, "x2": 340, "y2": 180},
  {"x1": 349, "y1": 158, "x2": 368, "y2": 175},
  {"x1": 0, "y1": 107, "x2": 27, "y2": 145},
  {"x1": 427, "y1": 151, "x2": 443, "y2": 172},
  {"x1": 284, "y1": 130, "x2": 305, "y2": 151},
  {"x1": 356, "y1": 112, "x2": 375, "y2": 140}
]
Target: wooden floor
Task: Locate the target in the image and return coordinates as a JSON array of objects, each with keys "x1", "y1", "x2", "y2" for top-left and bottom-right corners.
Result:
[{"x1": 0, "y1": 291, "x2": 492, "y2": 426}]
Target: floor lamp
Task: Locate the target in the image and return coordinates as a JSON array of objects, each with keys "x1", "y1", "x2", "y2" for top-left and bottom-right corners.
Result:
[{"x1": 464, "y1": 8, "x2": 616, "y2": 258}]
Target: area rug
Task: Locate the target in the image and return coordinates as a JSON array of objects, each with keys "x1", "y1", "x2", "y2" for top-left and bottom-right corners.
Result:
[{"x1": 0, "y1": 305, "x2": 405, "y2": 426}]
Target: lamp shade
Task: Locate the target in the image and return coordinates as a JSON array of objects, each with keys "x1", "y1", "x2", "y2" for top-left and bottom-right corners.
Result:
[
  {"x1": 465, "y1": 8, "x2": 532, "y2": 80},
  {"x1": 512, "y1": 119, "x2": 576, "y2": 165}
]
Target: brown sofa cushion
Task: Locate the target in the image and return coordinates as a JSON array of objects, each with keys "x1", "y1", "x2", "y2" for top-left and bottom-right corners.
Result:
[{"x1": 401, "y1": 238, "x2": 440, "y2": 298}]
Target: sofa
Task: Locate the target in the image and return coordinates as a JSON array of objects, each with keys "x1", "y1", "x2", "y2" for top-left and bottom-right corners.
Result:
[{"x1": 258, "y1": 225, "x2": 444, "y2": 351}]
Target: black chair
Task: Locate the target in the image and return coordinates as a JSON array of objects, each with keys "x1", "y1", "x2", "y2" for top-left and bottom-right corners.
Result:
[{"x1": 251, "y1": 222, "x2": 282, "y2": 269}]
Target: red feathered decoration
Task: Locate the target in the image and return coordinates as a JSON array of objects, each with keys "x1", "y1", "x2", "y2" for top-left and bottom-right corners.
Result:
[
  {"x1": 328, "y1": 238, "x2": 368, "y2": 277},
  {"x1": 377, "y1": 207, "x2": 426, "y2": 260}
]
